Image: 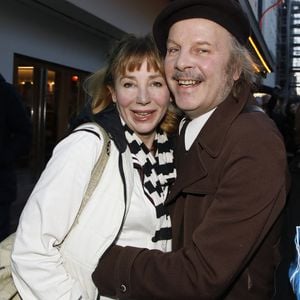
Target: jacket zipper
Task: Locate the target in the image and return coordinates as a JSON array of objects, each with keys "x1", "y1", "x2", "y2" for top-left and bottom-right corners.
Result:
[{"x1": 96, "y1": 152, "x2": 128, "y2": 300}]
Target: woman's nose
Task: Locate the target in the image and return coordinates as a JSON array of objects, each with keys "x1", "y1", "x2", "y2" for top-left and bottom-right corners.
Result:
[{"x1": 136, "y1": 88, "x2": 150, "y2": 105}]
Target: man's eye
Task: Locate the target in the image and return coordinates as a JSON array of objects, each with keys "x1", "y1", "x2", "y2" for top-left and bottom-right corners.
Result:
[{"x1": 196, "y1": 49, "x2": 208, "y2": 54}]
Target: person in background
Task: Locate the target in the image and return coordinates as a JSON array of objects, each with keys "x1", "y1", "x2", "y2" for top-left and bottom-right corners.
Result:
[
  {"x1": 276, "y1": 99, "x2": 300, "y2": 300},
  {"x1": 0, "y1": 73, "x2": 32, "y2": 242},
  {"x1": 267, "y1": 87, "x2": 287, "y2": 144},
  {"x1": 92, "y1": 1, "x2": 288, "y2": 299},
  {"x1": 294, "y1": 103, "x2": 300, "y2": 156},
  {"x1": 11, "y1": 34, "x2": 178, "y2": 299}
]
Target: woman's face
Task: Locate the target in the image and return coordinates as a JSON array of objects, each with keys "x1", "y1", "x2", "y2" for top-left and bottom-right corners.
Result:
[{"x1": 110, "y1": 60, "x2": 170, "y2": 148}]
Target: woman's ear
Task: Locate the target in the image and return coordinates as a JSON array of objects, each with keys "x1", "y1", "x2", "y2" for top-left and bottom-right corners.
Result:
[{"x1": 108, "y1": 86, "x2": 117, "y2": 103}]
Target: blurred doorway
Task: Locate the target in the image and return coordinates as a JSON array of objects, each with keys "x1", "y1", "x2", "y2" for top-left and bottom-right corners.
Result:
[
  {"x1": 14, "y1": 54, "x2": 90, "y2": 179},
  {"x1": 10, "y1": 54, "x2": 90, "y2": 230}
]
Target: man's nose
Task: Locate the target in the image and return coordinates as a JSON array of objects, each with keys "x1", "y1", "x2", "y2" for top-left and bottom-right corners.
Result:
[{"x1": 175, "y1": 49, "x2": 193, "y2": 71}]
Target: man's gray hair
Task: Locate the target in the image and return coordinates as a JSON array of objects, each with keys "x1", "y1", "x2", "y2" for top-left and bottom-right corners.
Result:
[{"x1": 228, "y1": 35, "x2": 259, "y2": 97}]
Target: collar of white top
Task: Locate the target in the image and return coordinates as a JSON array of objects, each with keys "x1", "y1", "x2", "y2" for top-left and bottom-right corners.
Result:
[{"x1": 179, "y1": 108, "x2": 216, "y2": 151}]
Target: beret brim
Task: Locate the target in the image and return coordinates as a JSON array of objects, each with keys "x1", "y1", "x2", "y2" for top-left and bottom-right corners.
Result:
[{"x1": 153, "y1": 0, "x2": 251, "y2": 55}]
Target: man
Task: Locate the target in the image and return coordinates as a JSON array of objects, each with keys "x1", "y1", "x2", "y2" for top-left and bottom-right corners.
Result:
[
  {"x1": 92, "y1": 1, "x2": 288, "y2": 299},
  {"x1": 0, "y1": 73, "x2": 32, "y2": 241},
  {"x1": 295, "y1": 102, "x2": 300, "y2": 153}
]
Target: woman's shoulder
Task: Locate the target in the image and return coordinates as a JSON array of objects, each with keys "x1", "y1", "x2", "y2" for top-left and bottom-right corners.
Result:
[{"x1": 51, "y1": 124, "x2": 106, "y2": 167}]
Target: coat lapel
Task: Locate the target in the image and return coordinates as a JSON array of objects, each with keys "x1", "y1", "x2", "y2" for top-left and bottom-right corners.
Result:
[
  {"x1": 199, "y1": 86, "x2": 251, "y2": 157},
  {"x1": 166, "y1": 136, "x2": 207, "y2": 204},
  {"x1": 166, "y1": 86, "x2": 252, "y2": 204}
]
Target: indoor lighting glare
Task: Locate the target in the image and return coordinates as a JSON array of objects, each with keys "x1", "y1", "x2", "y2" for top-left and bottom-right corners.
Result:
[
  {"x1": 18, "y1": 66, "x2": 34, "y2": 69},
  {"x1": 20, "y1": 81, "x2": 33, "y2": 85}
]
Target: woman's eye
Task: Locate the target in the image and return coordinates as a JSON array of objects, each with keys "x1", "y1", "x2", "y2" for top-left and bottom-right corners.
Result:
[
  {"x1": 151, "y1": 81, "x2": 163, "y2": 87},
  {"x1": 166, "y1": 47, "x2": 178, "y2": 55},
  {"x1": 123, "y1": 82, "x2": 133, "y2": 88}
]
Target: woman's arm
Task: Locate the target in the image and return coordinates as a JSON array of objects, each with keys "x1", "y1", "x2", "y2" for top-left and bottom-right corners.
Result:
[{"x1": 11, "y1": 129, "x2": 103, "y2": 300}]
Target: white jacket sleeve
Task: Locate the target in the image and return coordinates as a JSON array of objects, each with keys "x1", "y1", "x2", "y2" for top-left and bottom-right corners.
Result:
[{"x1": 11, "y1": 129, "x2": 103, "y2": 300}]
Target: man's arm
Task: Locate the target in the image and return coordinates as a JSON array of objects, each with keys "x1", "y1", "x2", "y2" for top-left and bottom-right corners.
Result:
[{"x1": 93, "y1": 119, "x2": 287, "y2": 300}]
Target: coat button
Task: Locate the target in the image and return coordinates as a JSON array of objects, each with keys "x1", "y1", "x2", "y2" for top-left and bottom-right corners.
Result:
[{"x1": 120, "y1": 284, "x2": 127, "y2": 293}]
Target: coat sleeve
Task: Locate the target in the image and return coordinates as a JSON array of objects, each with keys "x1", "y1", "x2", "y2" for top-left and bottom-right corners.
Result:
[
  {"x1": 11, "y1": 130, "x2": 103, "y2": 300},
  {"x1": 92, "y1": 118, "x2": 288, "y2": 300}
]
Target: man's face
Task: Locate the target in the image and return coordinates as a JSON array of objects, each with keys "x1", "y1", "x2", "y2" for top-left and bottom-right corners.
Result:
[{"x1": 164, "y1": 18, "x2": 240, "y2": 119}]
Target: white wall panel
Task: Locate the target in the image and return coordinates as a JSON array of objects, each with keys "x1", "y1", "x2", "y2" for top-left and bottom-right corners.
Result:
[
  {"x1": 0, "y1": 1, "x2": 111, "y2": 81},
  {"x1": 66, "y1": 0, "x2": 169, "y2": 35}
]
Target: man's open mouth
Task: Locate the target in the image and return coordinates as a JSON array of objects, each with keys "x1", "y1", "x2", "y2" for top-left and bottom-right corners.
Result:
[{"x1": 177, "y1": 79, "x2": 201, "y2": 87}]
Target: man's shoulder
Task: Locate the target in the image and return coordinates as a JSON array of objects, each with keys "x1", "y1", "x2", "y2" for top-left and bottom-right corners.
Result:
[{"x1": 229, "y1": 109, "x2": 284, "y2": 145}]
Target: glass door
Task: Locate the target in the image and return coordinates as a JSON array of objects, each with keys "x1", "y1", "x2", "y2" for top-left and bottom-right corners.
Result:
[{"x1": 14, "y1": 54, "x2": 89, "y2": 180}]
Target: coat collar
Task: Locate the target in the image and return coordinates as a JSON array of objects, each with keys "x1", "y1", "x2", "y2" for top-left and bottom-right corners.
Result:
[
  {"x1": 167, "y1": 142, "x2": 208, "y2": 203},
  {"x1": 166, "y1": 85, "x2": 253, "y2": 203},
  {"x1": 71, "y1": 103, "x2": 127, "y2": 153},
  {"x1": 198, "y1": 85, "x2": 252, "y2": 158}
]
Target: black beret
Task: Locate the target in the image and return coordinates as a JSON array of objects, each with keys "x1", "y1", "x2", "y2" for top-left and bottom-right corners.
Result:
[{"x1": 153, "y1": 0, "x2": 251, "y2": 55}]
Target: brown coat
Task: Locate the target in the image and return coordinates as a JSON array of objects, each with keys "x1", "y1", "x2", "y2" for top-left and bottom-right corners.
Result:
[{"x1": 92, "y1": 87, "x2": 288, "y2": 300}]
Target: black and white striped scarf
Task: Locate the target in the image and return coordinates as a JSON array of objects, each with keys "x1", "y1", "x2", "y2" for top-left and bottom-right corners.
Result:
[{"x1": 124, "y1": 124, "x2": 176, "y2": 242}]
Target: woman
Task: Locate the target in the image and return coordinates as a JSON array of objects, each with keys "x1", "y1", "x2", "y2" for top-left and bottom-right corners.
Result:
[{"x1": 11, "y1": 34, "x2": 178, "y2": 300}]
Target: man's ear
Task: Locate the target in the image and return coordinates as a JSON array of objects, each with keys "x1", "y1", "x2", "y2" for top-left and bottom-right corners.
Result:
[{"x1": 233, "y1": 65, "x2": 242, "y2": 81}]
